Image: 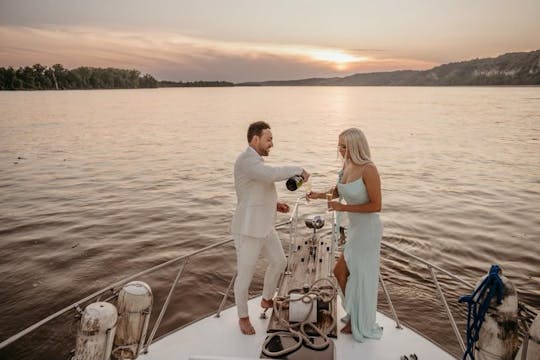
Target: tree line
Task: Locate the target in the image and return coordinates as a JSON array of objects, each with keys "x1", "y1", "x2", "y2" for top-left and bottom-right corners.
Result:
[
  {"x1": 0, "y1": 64, "x2": 159, "y2": 90},
  {"x1": 159, "y1": 80, "x2": 234, "y2": 87}
]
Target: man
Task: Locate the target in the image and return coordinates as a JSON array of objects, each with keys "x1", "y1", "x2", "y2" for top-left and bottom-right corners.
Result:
[{"x1": 231, "y1": 121, "x2": 310, "y2": 335}]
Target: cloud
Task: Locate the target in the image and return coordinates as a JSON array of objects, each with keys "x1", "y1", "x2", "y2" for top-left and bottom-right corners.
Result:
[{"x1": 0, "y1": 26, "x2": 438, "y2": 82}]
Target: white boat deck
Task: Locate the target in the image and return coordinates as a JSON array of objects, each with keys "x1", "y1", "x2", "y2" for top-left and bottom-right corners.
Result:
[{"x1": 140, "y1": 295, "x2": 456, "y2": 360}]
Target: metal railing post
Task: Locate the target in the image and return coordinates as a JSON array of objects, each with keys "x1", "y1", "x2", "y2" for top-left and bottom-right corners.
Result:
[
  {"x1": 379, "y1": 274, "x2": 402, "y2": 329},
  {"x1": 215, "y1": 272, "x2": 237, "y2": 318},
  {"x1": 144, "y1": 258, "x2": 190, "y2": 353},
  {"x1": 428, "y1": 265, "x2": 466, "y2": 353}
]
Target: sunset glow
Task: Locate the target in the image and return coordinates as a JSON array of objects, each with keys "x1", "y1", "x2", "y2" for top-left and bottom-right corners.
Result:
[
  {"x1": 309, "y1": 50, "x2": 366, "y2": 65},
  {"x1": 0, "y1": 1, "x2": 538, "y2": 82},
  {"x1": 307, "y1": 50, "x2": 368, "y2": 71}
]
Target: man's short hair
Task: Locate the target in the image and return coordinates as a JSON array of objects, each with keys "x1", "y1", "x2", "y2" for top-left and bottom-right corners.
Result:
[{"x1": 247, "y1": 121, "x2": 271, "y2": 142}]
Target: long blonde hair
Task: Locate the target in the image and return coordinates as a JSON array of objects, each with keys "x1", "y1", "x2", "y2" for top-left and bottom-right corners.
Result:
[{"x1": 339, "y1": 128, "x2": 372, "y2": 165}]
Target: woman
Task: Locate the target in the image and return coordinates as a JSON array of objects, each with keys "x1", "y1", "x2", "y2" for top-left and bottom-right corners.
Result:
[{"x1": 307, "y1": 127, "x2": 383, "y2": 342}]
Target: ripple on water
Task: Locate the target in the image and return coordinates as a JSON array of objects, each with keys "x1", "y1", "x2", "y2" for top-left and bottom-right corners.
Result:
[{"x1": 1, "y1": 87, "x2": 539, "y2": 359}]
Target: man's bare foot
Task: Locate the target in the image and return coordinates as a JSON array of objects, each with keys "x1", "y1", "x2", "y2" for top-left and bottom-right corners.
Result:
[
  {"x1": 239, "y1": 317, "x2": 256, "y2": 335},
  {"x1": 341, "y1": 320, "x2": 352, "y2": 334},
  {"x1": 261, "y1": 298, "x2": 274, "y2": 309}
]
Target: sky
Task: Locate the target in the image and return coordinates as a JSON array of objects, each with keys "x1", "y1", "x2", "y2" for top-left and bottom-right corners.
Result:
[{"x1": 0, "y1": 0, "x2": 539, "y2": 82}]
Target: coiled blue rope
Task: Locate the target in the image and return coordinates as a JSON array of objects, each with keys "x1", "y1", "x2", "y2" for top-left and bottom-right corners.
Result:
[{"x1": 459, "y1": 264, "x2": 505, "y2": 360}]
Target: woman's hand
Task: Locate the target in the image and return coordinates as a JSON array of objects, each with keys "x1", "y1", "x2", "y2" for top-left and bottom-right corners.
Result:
[
  {"x1": 306, "y1": 191, "x2": 321, "y2": 200},
  {"x1": 327, "y1": 200, "x2": 343, "y2": 212}
]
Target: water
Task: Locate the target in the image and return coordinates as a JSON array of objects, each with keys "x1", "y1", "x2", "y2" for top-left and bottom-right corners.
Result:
[{"x1": 0, "y1": 87, "x2": 539, "y2": 359}]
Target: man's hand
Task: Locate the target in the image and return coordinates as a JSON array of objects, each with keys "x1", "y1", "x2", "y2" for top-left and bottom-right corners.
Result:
[
  {"x1": 277, "y1": 202, "x2": 290, "y2": 213},
  {"x1": 301, "y1": 169, "x2": 310, "y2": 182}
]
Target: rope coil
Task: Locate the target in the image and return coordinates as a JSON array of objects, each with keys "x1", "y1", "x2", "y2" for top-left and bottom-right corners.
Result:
[
  {"x1": 262, "y1": 278, "x2": 337, "y2": 358},
  {"x1": 458, "y1": 264, "x2": 504, "y2": 360}
]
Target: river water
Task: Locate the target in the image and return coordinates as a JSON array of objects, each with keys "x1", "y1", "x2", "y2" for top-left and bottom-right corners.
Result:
[{"x1": 0, "y1": 87, "x2": 539, "y2": 359}]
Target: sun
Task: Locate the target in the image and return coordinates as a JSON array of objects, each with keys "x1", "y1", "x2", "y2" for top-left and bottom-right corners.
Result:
[{"x1": 309, "y1": 50, "x2": 366, "y2": 69}]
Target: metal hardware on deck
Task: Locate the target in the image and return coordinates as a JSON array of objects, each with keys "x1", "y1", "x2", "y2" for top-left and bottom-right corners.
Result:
[
  {"x1": 267, "y1": 207, "x2": 338, "y2": 340},
  {"x1": 379, "y1": 274, "x2": 402, "y2": 329},
  {"x1": 428, "y1": 265, "x2": 466, "y2": 353},
  {"x1": 305, "y1": 215, "x2": 325, "y2": 230},
  {"x1": 328, "y1": 209, "x2": 336, "y2": 277},
  {"x1": 285, "y1": 198, "x2": 301, "y2": 275},
  {"x1": 401, "y1": 354, "x2": 418, "y2": 360},
  {"x1": 286, "y1": 209, "x2": 294, "y2": 275},
  {"x1": 260, "y1": 307, "x2": 270, "y2": 320}
]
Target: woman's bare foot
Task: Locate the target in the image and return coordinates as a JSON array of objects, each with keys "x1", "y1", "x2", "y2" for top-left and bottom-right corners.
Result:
[
  {"x1": 239, "y1": 317, "x2": 255, "y2": 335},
  {"x1": 341, "y1": 320, "x2": 352, "y2": 334}
]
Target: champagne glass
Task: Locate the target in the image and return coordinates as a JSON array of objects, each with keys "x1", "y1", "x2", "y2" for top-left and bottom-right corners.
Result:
[
  {"x1": 304, "y1": 180, "x2": 312, "y2": 202},
  {"x1": 326, "y1": 190, "x2": 333, "y2": 212}
]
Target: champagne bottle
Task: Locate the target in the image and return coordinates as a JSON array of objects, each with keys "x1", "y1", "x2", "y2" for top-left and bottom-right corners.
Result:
[{"x1": 286, "y1": 175, "x2": 303, "y2": 191}]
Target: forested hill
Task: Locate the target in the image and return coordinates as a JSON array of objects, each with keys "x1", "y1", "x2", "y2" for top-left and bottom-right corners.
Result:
[
  {"x1": 0, "y1": 64, "x2": 159, "y2": 90},
  {"x1": 237, "y1": 50, "x2": 540, "y2": 86}
]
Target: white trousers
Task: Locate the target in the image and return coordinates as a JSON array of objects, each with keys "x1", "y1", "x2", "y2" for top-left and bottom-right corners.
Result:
[{"x1": 233, "y1": 229, "x2": 287, "y2": 318}]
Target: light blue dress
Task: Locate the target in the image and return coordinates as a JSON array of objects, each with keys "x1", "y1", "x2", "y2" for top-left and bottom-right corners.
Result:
[{"x1": 337, "y1": 176, "x2": 383, "y2": 342}]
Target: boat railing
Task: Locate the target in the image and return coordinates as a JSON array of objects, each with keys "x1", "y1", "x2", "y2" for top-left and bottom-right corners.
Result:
[
  {"x1": 1, "y1": 198, "x2": 537, "y2": 358},
  {"x1": 379, "y1": 240, "x2": 470, "y2": 352},
  {"x1": 0, "y1": 238, "x2": 234, "y2": 352}
]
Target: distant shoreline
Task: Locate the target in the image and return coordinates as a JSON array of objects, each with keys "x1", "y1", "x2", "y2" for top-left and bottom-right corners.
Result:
[
  {"x1": 236, "y1": 50, "x2": 540, "y2": 87},
  {"x1": 1, "y1": 49, "x2": 539, "y2": 90},
  {"x1": 2, "y1": 84, "x2": 539, "y2": 91}
]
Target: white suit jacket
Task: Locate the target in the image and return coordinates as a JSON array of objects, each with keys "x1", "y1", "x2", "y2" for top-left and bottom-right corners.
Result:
[{"x1": 231, "y1": 146, "x2": 303, "y2": 238}]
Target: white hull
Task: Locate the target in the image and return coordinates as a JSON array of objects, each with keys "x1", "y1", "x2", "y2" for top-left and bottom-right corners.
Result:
[{"x1": 141, "y1": 295, "x2": 455, "y2": 360}]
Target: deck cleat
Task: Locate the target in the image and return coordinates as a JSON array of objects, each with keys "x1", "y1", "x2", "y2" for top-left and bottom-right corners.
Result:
[{"x1": 260, "y1": 307, "x2": 270, "y2": 319}]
